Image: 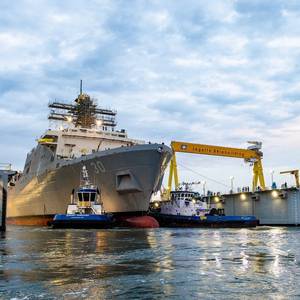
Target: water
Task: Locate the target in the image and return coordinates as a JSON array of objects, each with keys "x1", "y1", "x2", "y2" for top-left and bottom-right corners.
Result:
[{"x1": 1, "y1": 226, "x2": 300, "y2": 299}]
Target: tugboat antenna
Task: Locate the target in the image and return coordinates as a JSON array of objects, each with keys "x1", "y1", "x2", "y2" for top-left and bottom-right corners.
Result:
[{"x1": 80, "y1": 80, "x2": 83, "y2": 95}]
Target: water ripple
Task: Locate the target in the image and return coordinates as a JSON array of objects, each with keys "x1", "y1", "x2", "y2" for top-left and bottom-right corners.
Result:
[{"x1": 1, "y1": 226, "x2": 300, "y2": 299}]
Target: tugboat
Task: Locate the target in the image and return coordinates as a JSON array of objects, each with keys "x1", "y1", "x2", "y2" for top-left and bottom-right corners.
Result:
[
  {"x1": 52, "y1": 166, "x2": 113, "y2": 228},
  {"x1": 150, "y1": 189, "x2": 258, "y2": 228}
]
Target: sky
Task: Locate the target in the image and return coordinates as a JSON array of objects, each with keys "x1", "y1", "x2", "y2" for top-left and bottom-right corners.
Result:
[{"x1": 1, "y1": 0, "x2": 300, "y2": 193}]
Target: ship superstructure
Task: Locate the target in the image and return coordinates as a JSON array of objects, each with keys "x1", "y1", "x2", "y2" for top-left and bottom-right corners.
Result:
[
  {"x1": 7, "y1": 82, "x2": 172, "y2": 225},
  {"x1": 38, "y1": 81, "x2": 142, "y2": 159}
]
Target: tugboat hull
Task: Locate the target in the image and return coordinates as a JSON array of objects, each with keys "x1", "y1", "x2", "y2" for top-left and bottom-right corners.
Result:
[
  {"x1": 151, "y1": 213, "x2": 259, "y2": 228},
  {"x1": 52, "y1": 214, "x2": 114, "y2": 229}
]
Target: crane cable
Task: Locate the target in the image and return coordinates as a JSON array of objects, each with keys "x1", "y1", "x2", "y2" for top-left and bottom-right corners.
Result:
[{"x1": 176, "y1": 162, "x2": 230, "y2": 188}]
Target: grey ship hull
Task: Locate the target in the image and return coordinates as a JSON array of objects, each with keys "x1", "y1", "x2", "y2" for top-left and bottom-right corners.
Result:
[{"x1": 7, "y1": 144, "x2": 172, "y2": 225}]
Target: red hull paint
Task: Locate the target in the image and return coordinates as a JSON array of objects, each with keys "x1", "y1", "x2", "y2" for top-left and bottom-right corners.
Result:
[
  {"x1": 7, "y1": 215, "x2": 54, "y2": 226},
  {"x1": 7, "y1": 215, "x2": 160, "y2": 228},
  {"x1": 124, "y1": 216, "x2": 159, "y2": 228}
]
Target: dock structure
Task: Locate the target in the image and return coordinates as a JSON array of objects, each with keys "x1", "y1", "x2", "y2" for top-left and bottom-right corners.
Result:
[
  {"x1": 0, "y1": 164, "x2": 16, "y2": 231},
  {"x1": 210, "y1": 188, "x2": 300, "y2": 225}
]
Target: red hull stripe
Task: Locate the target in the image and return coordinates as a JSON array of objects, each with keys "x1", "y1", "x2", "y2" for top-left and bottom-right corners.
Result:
[{"x1": 7, "y1": 215, "x2": 54, "y2": 226}]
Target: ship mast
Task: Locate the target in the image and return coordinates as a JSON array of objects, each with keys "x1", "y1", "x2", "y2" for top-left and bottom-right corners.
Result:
[
  {"x1": 48, "y1": 81, "x2": 117, "y2": 129},
  {"x1": 74, "y1": 82, "x2": 97, "y2": 128}
]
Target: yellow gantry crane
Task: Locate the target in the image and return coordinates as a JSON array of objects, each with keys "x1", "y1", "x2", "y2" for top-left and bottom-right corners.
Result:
[
  {"x1": 167, "y1": 141, "x2": 266, "y2": 195},
  {"x1": 280, "y1": 170, "x2": 300, "y2": 188}
]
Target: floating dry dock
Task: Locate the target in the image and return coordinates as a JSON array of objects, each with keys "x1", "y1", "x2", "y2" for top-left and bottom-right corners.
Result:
[{"x1": 210, "y1": 188, "x2": 300, "y2": 225}]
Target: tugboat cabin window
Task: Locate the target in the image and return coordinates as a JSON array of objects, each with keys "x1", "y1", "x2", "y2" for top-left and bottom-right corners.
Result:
[
  {"x1": 90, "y1": 192, "x2": 96, "y2": 202},
  {"x1": 83, "y1": 193, "x2": 90, "y2": 202},
  {"x1": 78, "y1": 191, "x2": 96, "y2": 202}
]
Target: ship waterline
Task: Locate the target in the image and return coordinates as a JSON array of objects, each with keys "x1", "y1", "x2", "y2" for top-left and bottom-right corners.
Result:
[{"x1": 7, "y1": 144, "x2": 172, "y2": 225}]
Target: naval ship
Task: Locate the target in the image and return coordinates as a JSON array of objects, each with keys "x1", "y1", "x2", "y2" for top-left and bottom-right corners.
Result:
[{"x1": 7, "y1": 82, "x2": 172, "y2": 225}]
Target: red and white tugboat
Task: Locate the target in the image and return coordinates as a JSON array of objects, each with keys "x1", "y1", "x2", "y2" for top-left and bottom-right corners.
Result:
[{"x1": 150, "y1": 187, "x2": 258, "y2": 228}]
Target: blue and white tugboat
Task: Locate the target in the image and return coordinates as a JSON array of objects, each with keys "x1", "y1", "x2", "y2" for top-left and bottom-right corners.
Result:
[
  {"x1": 52, "y1": 166, "x2": 113, "y2": 228},
  {"x1": 150, "y1": 189, "x2": 258, "y2": 228}
]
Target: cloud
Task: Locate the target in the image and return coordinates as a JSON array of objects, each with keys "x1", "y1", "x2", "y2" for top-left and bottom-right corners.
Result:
[{"x1": 1, "y1": 0, "x2": 300, "y2": 192}]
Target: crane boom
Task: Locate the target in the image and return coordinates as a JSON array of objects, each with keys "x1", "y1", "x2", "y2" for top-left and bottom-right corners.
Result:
[
  {"x1": 171, "y1": 141, "x2": 261, "y2": 160},
  {"x1": 167, "y1": 141, "x2": 266, "y2": 195}
]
